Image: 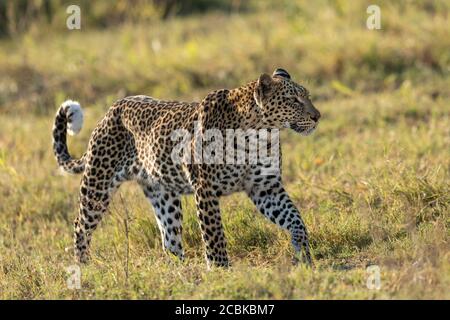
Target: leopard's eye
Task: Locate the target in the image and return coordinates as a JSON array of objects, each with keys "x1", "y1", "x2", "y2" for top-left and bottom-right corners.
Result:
[
  {"x1": 293, "y1": 100, "x2": 304, "y2": 108},
  {"x1": 290, "y1": 98, "x2": 299, "y2": 105}
]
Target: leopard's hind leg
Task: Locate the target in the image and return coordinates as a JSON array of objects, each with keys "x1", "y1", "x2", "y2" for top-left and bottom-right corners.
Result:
[
  {"x1": 140, "y1": 183, "x2": 184, "y2": 260},
  {"x1": 73, "y1": 163, "x2": 131, "y2": 263},
  {"x1": 73, "y1": 116, "x2": 135, "y2": 263}
]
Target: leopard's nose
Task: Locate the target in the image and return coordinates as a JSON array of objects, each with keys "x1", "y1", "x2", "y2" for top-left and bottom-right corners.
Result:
[{"x1": 310, "y1": 110, "x2": 321, "y2": 122}]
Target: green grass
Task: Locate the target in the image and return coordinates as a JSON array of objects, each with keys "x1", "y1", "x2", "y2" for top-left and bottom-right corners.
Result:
[{"x1": 0, "y1": 1, "x2": 449, "y2": 299}]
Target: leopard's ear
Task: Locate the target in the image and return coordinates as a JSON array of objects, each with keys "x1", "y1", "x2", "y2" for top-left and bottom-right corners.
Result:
[
  {"x1": 254, "y1": 73, "x2": 274, "y2": 109},
  {"x1": 272, "y1": 68, "x2": 291, "y2": 80}
]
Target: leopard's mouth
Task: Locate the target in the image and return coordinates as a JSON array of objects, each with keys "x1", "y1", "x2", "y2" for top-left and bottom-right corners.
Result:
[{"x1": 290, "y1": 121, "x2": 318, "y2": 136}]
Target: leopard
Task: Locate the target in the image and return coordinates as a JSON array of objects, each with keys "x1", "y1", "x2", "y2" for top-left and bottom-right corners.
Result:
[{"x1": 52, "y1": 68, "x2": 321, "y2": 268}]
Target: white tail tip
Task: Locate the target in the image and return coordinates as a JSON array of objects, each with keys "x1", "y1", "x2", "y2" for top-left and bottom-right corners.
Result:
[{"x1": 62, "y1": 100, "x2": 83, "y2": 136}]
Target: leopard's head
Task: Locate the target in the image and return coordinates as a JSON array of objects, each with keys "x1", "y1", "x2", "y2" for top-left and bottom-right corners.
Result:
[{"x1": 254, "y1": 68, "x2": 321, "y2": 135}]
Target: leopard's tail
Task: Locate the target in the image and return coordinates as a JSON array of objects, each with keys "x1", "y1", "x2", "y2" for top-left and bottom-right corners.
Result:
[{"x1": 52, "y1": 100, "x2": 86, "y2": 174}]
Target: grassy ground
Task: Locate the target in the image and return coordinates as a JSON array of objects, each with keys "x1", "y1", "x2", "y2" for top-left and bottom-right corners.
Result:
[{"x1": 0, "y1": 1, "x2": 449, "y2": 299}]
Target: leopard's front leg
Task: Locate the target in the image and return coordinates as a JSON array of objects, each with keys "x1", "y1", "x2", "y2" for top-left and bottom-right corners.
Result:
[
  {"x1": 247, "y1": 176, "x2": 312, "y2": 266},
  {"x1": 194, "y1": 185, "x2": 229, "y2": 268}
]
